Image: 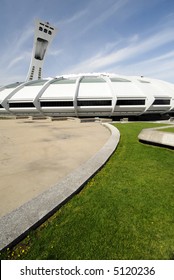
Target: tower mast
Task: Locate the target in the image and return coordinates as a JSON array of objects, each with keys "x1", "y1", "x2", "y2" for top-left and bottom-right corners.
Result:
[{"x1": 26, "y1": 19, "x2": 57, "y2": 81}]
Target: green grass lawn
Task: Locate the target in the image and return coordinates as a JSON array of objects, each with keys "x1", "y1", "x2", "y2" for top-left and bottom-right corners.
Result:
[{"x1": 1, "y1": 122, "x2": 174, "y2": 260}]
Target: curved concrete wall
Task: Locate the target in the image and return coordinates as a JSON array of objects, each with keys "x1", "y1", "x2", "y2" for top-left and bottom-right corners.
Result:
[{"x1": 138, "y1": 125, "x2": 174, "y2": 148}]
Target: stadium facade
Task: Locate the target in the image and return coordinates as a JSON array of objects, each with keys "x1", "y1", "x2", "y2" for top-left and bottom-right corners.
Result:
[{"x1": 0, "y1": 20, "x2": 174, "y2": 119}]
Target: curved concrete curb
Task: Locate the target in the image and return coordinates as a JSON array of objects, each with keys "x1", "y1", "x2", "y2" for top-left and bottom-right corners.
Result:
[
  {"x1": 0, "y1": 123, "x2": 120, "y2": 250},
  {"x1": 138, "y1": 125, "x2": 174, "y2": 148}
]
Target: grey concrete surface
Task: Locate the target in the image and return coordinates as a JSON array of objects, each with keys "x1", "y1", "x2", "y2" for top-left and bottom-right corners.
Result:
[
  {"x1": 138, "y1": 125, "x2": 174, "y2": 148},
  {"x1": 0, "y1": 122, "x2": 120, "y2": 250},
  {"x1": 0, "y1": 119, "x2": 110, "y2": 217}
]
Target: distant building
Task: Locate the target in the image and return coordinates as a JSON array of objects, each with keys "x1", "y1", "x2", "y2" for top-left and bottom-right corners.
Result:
[
  {"x1": 0, "y1": 73, "x2": 174, "y2": 118},
  {"x1": 0, "y1": 20, "x2": 174, "y2": 119}
]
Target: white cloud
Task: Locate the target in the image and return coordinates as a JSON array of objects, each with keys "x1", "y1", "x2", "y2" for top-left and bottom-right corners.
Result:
[
  {"x1": 106, "y1": 50, "x2": 174, "y2": 83},
  {"x1": 67, "y1": 25, "x2": 174, "y2": 76},
  {"x1": 48, "y1": 48, "x2": 63, "y2": 56},
  {"x1": 56, "y1": 9, "x2": 88, "y2": 26},
  {"x1": 78, "y1": 0, "x2": 129, "y2": 35},
  {"x1": 0, "y1": 22, "x2": 34, "y2": 84},
  {"x1": 13, "y1": 26, "x2": 33, "y2": 52},
  {"x1": 7, "y1": 56, "x2": 25, "y2": 70}
]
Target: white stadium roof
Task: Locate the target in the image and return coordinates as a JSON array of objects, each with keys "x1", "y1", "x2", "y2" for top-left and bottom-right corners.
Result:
[{"x1": 0, "y1": 72, "x2": 174, "y2": 118}]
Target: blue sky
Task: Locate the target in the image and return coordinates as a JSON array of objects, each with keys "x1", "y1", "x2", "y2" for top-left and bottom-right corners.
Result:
[{"x1": 0, "y1": 0, "x2": 174, "y2": 85}]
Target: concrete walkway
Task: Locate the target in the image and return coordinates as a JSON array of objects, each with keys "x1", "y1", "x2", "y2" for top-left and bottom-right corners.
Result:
[
  {"x1": 0, "y1": 119, "x2": 110, "y2": 217},
  {"x1": 0, "y1": 119, "x2": 120, "y2": 250}
]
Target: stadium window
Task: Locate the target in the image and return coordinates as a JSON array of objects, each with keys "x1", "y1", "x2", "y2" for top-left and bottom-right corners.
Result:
[
  {"x1": 50, "y1": 79, "x2": 76, "y2": 84},
  {"x1": 34, "y1": 38, "x2": 48, "y2": 60},
  {"x1": 152, "y1": 99, "x2": 170, "y2": 105},
  {"x1": 138, "y1": 80, "x2": 151, "y2": 83},
  {"x1": 5, "y1": 82, "x2": 23, "y2": 89},
  {"x1": 80, "y1": 77, "x2": 106, "y2": 83},
  {"x1": 9, "y1": 103, "x2": 35, "y2": 108},
  {"x1": 39, "y1": 27, "x2": 43, "y2": 31},
  {"x1": 44, "y1": 29, "x2": 48, "y2": 33},
  {"x1": 77, "y1": 100, "x2": 112, "y2": 106},
  {"x1": 116, "y1": 99, "x2": 145, "y2": 106},
  {"x1": 110, "y1": 78, "x2": 131, "y2": 82},
  {"x1": 40, "y1": 101, "x2": 73, "y2": 107},
  {"x1": 48, "y1": 30, "x2": 52, "y2": 35},
  {"x1": 25, "y1": 80, "x2": 47, "y2": 86}
]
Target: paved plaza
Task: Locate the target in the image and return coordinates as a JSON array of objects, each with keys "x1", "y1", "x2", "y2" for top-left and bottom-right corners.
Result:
[{"x1": 0, "y1": 118, "x2": 110, "y2": 217}]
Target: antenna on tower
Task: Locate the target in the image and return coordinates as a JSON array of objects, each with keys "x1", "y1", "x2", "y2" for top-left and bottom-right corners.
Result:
[{"x1": 26, "y1": 19, "x2": 58, "y2": 81}]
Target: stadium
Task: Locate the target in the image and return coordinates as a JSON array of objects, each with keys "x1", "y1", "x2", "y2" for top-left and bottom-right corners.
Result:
[{"x1": 0, "y1": 20, "x2": 174, "y2": 120}]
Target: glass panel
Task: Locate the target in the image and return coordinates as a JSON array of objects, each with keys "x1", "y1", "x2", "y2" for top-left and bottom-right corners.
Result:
[
  {"x1": 51, "y1": 79, "x2": 76, "y2": 84},
  {"x1": 116, "y1": 99, "x2": 145, "y2": 106},
  {"x1": 25, "y1": 80, "x2": 47, "y2": 86},
  {"x1": 77, "y1": 100, "x2": 112, "y2": 106},
  {"x1": 138, "y1": 80, "x2": 151, "y2": 83},
  {"x1": 80, "y1": 77, "x2": 106, "y2": 83},
  {"x1": 40, "y1": 101, "x2": 73, "y2": 107},
  {"x1": 5, "y1": 82, "x2": 23, "y2": 89},
  {"x1": 34, "y1": 38, "x2": 48, "y2": 60},
  {"x1": 110, "y1": 78, "x2": 131, "y2": 82},
  {"x1": 153, "y1": 99, "x2": 170, "y2": 105},
  {"x1": 9, "y1": 103, "x2": 35, "y2": 108}
]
